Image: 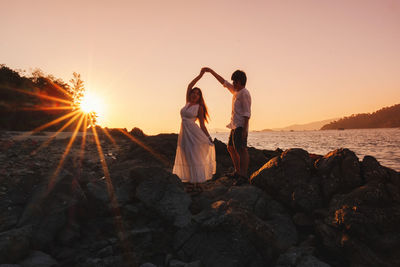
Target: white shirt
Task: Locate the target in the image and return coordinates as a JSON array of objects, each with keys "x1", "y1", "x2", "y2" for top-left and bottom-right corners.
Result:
[{"x1": 224, "y1": 80, "x2": 251, "y2": 129}]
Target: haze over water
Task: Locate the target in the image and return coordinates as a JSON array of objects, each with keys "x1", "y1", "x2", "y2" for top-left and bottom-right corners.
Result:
[{"x1": 212, "y1": 128, "x2": 400, "y2": 171}]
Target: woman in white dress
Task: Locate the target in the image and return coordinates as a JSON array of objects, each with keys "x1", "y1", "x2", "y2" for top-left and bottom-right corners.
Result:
[{"x1": 173, "y1": 70, "x2": 216, "y2": 190}]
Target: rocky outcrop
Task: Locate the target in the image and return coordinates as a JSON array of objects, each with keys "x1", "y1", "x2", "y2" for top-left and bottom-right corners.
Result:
[
  {"x1": 250, "y1": 146, "x2": 400, "y2": 267},
  {"x1": 1, "y1": 131, "x2": 399, "y2": 266},
  {"x1": 250, "y1": 148, "x2": 322, "y2": 213},
  {"x1": 316, "y1": 148, "x2": 362, "y2": 200},
  {"x1": 130, "y1": 167, "x2": 192, "y2": 228}
]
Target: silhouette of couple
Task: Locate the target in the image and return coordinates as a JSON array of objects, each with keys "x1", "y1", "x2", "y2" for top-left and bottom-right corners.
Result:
[{"x1": 173, "y1": 67, "x2": 252, "y2": 190}]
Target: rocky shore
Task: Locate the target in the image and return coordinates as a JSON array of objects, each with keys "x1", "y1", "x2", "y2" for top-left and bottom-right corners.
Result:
[{"x1": 0, "y1": 130, "x2": 399, "y2": 267}]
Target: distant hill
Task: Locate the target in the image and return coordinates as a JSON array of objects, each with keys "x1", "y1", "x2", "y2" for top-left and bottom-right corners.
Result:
[
  {"x1": 259, "y1": 118, "x2": 337, "y2": 132},
  {"x1": 321, "y1": 104, "x2": 400, "y2": 130}
]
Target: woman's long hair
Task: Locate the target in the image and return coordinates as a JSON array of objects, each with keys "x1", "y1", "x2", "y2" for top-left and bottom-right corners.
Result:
[{"x1": 191, "y1": 87, "x2": 210, "y2": 123}]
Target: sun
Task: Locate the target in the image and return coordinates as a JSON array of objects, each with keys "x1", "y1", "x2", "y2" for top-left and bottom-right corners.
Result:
[{"x1": 79, "y1": 92, "x2": 103, "y2": 115}]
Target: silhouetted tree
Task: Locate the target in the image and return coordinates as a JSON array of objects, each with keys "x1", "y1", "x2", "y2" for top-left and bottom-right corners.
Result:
[{"x1": 69, "y1": 72, "x2": 98, "y2": 126}]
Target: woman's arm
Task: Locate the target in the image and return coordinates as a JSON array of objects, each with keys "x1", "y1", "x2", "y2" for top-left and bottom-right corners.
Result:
[
  {"x1": 187, "y1": 70, "x2": 205, "y2": 102},
  {"x1": 198, "y1": 105, "x2": 213, "y2": 143},
  {"x1": 202, "y1": 67, "x2": 234, "y2": 94}
]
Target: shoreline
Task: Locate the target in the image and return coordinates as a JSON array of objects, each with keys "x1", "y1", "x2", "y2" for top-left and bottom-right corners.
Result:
[{"x1": 2, "y1": 129, "x2": 399, "y2": 171}]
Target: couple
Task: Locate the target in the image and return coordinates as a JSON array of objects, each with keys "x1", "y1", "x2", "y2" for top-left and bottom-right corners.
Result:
[{"x1": 173, "y1": 67, "x2": 252, "y2": 189}]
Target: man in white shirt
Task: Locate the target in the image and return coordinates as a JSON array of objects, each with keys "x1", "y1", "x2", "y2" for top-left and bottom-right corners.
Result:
[{"x1": 202, "y1": 67, "x2": 251, "y2": 181}]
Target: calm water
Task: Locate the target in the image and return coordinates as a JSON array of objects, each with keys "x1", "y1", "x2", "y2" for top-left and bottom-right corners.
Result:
[{"x1": 212, "y1": 128, "x2": 400, "y2": 171}]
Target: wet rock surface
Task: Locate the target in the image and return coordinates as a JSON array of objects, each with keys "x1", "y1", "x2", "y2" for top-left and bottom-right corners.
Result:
[{"x1": 1, "y1": 131, "x2": 399, "y2": 266}]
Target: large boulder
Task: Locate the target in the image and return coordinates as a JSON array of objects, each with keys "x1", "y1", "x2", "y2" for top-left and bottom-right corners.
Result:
[
  {"x1": 0, "y1": 226, "x2": 32, "y2": 263},
  {"x1": 17, "y1": 170, "x2": 86, "y2": 250},
  {"x1": 174, "y1": 200, "x2": 279, "y2": 267},
  {"x1": 361, "y1": 155, "x2": 400, "y2": 187},
  {"x1": 123, "y1": 134, "x2": 177, "y2": 167},
  {"x1": 324, "y1": 182, "x2": 400, "y2": 266},
  {"x1": 275, "y1": 246, "x2": 331, "y2": 267},
  {"x1": 173, "y1": 184, "x2": 297, "y2": 267},
  {"x1": 18, "y1": 250, "x2": 58, "y2": 267},
  {"x1": 250, "y1": 148, "x2": 322, "y2": 213},
  {"x1": 130, "y1": 167, "x2": 191, "y2": 228},
  {"x1": 315, "y1": 148, "x2": 362, "y2": 201},
  {"x1": 223, "y1": 185, "x2": 298, "y2": 251}
]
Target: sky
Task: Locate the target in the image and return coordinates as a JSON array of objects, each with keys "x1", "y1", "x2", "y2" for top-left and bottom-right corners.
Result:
[{"x1": 1, "y1": 0, "x2": 399, "y2": 134}]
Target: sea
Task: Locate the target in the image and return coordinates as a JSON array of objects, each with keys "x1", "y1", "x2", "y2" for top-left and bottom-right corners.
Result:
[{"x1": 211, "y1": 128, "x2": 400, "y2": 171}]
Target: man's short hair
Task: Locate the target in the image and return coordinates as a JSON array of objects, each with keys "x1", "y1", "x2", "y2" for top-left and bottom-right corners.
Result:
[{"x1": 231, "y1": 70, "x2": 247, "y2": 86}]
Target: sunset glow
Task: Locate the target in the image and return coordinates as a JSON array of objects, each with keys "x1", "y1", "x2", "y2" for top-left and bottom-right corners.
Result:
[
  {"x1": 79, "y1": 92, "x2": 104, "y2": 115},
  {"x1": 2, "y1": 2, "x2": 400, "y2": 265},
  {"x1": 2, "y1": 0, "x2": 400, "y2": 134}
]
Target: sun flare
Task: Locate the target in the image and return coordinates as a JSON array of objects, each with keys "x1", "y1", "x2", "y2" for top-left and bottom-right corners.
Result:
[{"x1": 79, "y1": 92, "x2": 104, "y2": 115}]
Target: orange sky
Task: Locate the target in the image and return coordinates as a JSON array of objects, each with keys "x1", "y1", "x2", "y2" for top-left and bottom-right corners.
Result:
[{"x1": 1, "y1": 0, "x2": 399, "y2": 134}]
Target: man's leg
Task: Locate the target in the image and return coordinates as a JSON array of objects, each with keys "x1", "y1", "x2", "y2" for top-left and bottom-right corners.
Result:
[
  {"x1": 227, "y1": 129, "x2": 240, "y2": 174},
  {"x1": 228, "y1": 145, "x2": 240, "y2": 173},
  {"x1": 233, "y1": 127, "x2": 249, "y2": 178},
  {"x1": 237, "y1": 147, "x2": 249, "y2": 177}
]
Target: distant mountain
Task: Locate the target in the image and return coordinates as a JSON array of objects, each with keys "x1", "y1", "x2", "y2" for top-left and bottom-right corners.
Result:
[
  {"x1": 321, "y1": 104, "x2": 400, "y2": 130},
  {"x1": 263, "y1": 118, "x2": 337, "y2": 132}
]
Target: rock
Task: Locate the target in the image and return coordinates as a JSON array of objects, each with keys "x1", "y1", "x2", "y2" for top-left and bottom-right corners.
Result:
[
  {"x1": 175, "y1": 197, "x2": 281, "y2": 267},
  {"x1": 293, "y1": 213, "x2": 314, "y2": 227},
  {"x1": 79, "y1": 256, "x2": 123, "y2": 267},
  {"x1": 314, "y1": 221, "x2": 349, "y2": 267},
  {"x1": 31, "y1": 212, "x2": 67, "y2": 249},
  {"x1": 124, "y1": 134, "x2": 177, "y2": 167},
  {"x1": 247, "y1": 146, "x2": 270, "y2": 177},
  {"x1": 0, "y1": 226, "x2": 32, "y2": 263},
  {"x1": 18, "y1": 250, "x2": 57, "y2": 267},
  {"x1": 275, "y1": 246, "x2": 331, "y2": 267},
  {"x1": 0, "y1": 204, "x2": 21, "y2": 233},
  {"x1": 186, "y1": 261, "x2": 202, "y2": 267},
  {"x1": 17, "y1": 170, "x2": 86, "y2": 250},
  {"x1": 2, "y1": 133, "x2": 400, "y2": 267},
  {"x1": 341, "y1": 236, "x2": 399, "y2": 267},
  {"x1": 297, "y1": 255, "x2": 331, "y2": 267},
  {"x1": 130, "y1": 127, "x2": 146, "y2": 138},
  {"x1": 169, "y1": 259, "x2": 186, "y2": 267},
  {"x1": 362, "y1": 155, "x2": 400, "y2": 187},
  {"x1": 323, "y1": 180, "x2": 400, "y2": 266},
  {"x1": 224, "y1": 185, "x2": 298, "y2": 251},
  {"x1": 213, "y1": 139, "x2": 232, "y2": 176},
  {"x1": 96, "y1": 245, "x2": 113, "y2": 258},
  {"x1": 131, "y1": 167, "x2": 191, "y2": 228},
  {"x1": 56, "y1": 221, "x2": 80, "y2": 245},
  {"x1": 213, "y1": 139, "x2": 275, "y2": 177},
  {"x1": 86, "y1": 179, "x2": 109, "y2": 203},
  {"x1": 250, "y1": 148, "x2": 322, "y2": 213},
  {"x1": 102, "y1": 127, "x2": 129, "y2": 139},
  {"x1": 328, "y1": 183, "x2": 400, "y2": 248},
  {"x1": 315, "y1": 148, "x2": 362, "y2": 200},
  {"x1": 362, "y1": 156, "x2": 390, "y2": 184}
]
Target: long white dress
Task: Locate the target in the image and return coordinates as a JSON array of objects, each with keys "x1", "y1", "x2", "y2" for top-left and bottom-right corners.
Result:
[{"x1": 173, "y1": 103, "x2": 216, "y2": 183}]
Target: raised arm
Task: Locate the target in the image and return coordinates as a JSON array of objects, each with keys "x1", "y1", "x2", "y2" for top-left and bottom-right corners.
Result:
[
  {"x1": 187, "y1": 70, "x2": 205, "y2": 102},
  {"x1": 202, "y1": 67, "x2": 235, "y2": 94}
]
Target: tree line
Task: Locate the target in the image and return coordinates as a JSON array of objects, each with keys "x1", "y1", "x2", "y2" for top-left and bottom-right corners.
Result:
[
  {"x1": 321, "y1": 104, "x2": 400, "y2": 130},
  {"x1": 0, "y1": 64, "x2": 95, "y2": 131}
]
